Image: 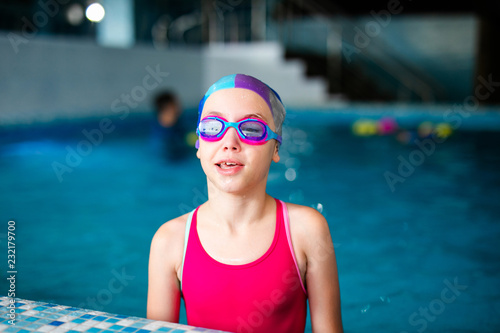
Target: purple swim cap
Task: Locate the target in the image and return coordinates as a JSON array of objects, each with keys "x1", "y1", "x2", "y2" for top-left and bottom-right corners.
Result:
[{"x1": 195, "y1": 74, "x2": 284, "y2": 149}]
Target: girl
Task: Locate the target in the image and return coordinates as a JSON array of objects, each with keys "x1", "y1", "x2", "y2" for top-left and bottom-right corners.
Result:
[{"x1": 147, "y1": 74, "x2": 343, "y2": 333}]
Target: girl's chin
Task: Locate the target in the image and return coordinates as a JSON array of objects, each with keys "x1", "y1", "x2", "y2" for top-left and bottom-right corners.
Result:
[{"x1": 208, "y1": 177, "x2": 249, "y2": 194}]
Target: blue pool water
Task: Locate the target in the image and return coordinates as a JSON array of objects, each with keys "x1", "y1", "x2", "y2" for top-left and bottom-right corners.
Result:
[{"x1": 1, "y1": 108, "x2": 500, "y2": 332}]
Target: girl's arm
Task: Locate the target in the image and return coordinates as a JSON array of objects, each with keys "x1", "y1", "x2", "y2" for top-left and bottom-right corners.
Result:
[
  {"x1": 300, "y1": 207, "x2": 344, "y2": 333},
  {"x1": 147, "y1": 219, "x2": 184, "y2": 322}
]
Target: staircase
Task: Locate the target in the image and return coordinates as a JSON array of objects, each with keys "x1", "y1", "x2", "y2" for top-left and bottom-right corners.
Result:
[{"x1": 202, "y1": 42, "x2": 330, "y2": 107}]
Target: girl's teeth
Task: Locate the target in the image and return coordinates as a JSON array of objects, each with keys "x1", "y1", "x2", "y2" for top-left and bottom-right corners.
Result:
[{"x1": 220, "y1": 162, "x2": 238, "y2": 169}]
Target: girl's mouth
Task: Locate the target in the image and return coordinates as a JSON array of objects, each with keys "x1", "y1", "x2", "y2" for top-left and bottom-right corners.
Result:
[{"x1": 217, "y1": 162, "x2": 241, "y2": 169}]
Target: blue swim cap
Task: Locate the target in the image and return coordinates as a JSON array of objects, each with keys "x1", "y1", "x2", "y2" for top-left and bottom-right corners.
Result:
[{"x1": 195, "y1": 74, "x2": 285, "y2": 149}]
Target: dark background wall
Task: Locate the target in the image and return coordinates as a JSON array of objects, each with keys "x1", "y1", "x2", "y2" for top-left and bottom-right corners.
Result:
[{"x1": 1, "y1": 0, "x2": 499, "y2": 104}]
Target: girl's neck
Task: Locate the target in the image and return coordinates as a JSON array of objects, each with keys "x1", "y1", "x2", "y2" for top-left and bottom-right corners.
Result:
[{"x1": 203, "y1": 183, "x2": 274, "y2": 231}]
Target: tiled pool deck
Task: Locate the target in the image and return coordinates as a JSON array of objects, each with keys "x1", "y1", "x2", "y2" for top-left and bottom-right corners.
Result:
[{"x1": 0, "y1": 297, "x2": 228, "y2": 333}]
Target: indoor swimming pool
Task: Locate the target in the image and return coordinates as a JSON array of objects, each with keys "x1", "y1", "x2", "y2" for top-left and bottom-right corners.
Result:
[{"x1": 1, "y1": 107, "x2": 499, "y2": 332}]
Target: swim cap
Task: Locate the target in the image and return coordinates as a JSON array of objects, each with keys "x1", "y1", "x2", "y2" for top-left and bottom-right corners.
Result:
[{"x1": 196, "y1": 74, "x2": 285, "y2": 149}]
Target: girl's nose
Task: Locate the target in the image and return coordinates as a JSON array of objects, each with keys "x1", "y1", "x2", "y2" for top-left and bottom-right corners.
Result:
[{"x1": 221, "y1": 127, "x2": 241, "y2": 151}]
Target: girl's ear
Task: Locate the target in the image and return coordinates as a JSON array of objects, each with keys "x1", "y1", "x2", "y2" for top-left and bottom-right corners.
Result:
[{"x1": 272, "y1": 144, "x2": 280, "y2": 163}]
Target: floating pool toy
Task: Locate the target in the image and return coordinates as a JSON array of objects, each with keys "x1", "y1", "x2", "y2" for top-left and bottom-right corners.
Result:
[
  {"x1": 417, "y1": 121, "x2": 434, "y2": 138},
  {"x1": 186, "y1": 131, "x2": 198, "y2": 147},
  {"x1": 433, "y1": 123, "x2": 453, "y2": 139},
  {"x1": 352, "y1": 119, "x2": 378, "y2": 136},
  {"x1": 377, "y1": 117, "x2": 398, "y2": 135},
  {"x1": 396, "y1": 130, "x2": 418, "y2": 145}
]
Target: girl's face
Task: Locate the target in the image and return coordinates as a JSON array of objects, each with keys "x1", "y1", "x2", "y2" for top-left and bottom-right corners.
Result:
[{"x1": 196, "y1": 88, "x2": 280, "y2": 195}]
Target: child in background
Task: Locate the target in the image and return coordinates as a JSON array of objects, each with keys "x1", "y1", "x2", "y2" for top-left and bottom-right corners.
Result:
[{"x1": 151, "y1": 91, "x2": 188, "y2": 161}]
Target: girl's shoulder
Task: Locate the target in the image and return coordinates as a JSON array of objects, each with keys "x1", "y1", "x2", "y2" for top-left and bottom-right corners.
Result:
[
  {"x1": 151, "y1": 212, "x2": 192, "y2": 259},
  {"x1": 155, "y1": 212, "x2": 190, "y2": 235},
  {"x1": 284, "y1": 202, "x2": 328, "y2": 229},
  {"x1": 282, "y1": 201, "x2": 333, "y2": 251}
]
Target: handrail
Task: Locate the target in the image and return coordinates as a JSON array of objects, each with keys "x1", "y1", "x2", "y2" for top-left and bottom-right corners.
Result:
[
  {"x1": 275, "y1": 0, "x2": 447, "y2": 102},
  {"x1": 153, "y1": 0, "x2": 447, "y2": 102}
]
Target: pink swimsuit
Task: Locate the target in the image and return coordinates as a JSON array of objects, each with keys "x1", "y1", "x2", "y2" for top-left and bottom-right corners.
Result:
[{"x1": 181, "y1": 199, "x2": 307, "y2": 333}]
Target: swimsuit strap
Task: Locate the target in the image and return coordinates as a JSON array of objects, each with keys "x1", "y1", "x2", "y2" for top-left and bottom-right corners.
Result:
[
  {"x1": 180, "y1": 209, "x2": 195, "y2": 292},
  {"x1": 280, "y1": 200, "x2": 307, "y2": 295}
]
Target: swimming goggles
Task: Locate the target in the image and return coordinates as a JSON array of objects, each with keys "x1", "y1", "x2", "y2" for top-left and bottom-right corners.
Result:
[{"x1": 197, "y1": 116, "x2": 282, "y2": 145}]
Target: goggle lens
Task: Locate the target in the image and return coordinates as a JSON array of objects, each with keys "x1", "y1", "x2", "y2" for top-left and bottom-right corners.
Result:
[
  {"x1": 239, "y1": 121, "x2": 266, "y2": 140},
  {"x1": 199, "y1": 119, "x2": 223, "y2": 138}
]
